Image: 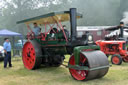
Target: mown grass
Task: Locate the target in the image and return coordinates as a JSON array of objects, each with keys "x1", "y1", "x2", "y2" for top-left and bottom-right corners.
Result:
[{"x1": 0, "y1": 56, "x2": 128, "y2": 85}]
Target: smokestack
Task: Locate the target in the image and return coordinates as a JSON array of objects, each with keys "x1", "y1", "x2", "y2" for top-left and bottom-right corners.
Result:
[
  {"x1": 119, "y1": 22, "x2": 124, "y2": 38},
  {"x1": 70, "y1": 8, "x2": 77, "y2": 41},
  {"x1": 120, "y1": 27, "x2": 124, "y2": 38}
]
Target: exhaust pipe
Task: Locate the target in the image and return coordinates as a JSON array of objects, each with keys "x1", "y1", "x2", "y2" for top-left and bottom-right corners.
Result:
[
  {"x1": 119, "y1": 22, "x2": 124, "y2": 38},
  {"x1": 120, "y1": 27, "x2": 124, "y2": 38},
  {"x1": 70, "y1": 8, "x2": 77, "y2": 42}
]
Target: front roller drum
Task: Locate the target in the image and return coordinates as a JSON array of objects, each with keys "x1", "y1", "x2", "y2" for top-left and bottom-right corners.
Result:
[
  {"x1": 69, "y1": 50, "x2": 109, "y2": 81},
  {"x1": 22, "y1": 40, "x2": 42, "y2": 70}
]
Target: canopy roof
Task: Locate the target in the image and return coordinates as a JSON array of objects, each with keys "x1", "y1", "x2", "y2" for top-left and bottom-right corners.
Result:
[
  {"x1": 0, "y1": 29, "x2": 22, "y2": 36},
  {"x1": 16, "y1": 11, "x2": 82, "y2": 25}
]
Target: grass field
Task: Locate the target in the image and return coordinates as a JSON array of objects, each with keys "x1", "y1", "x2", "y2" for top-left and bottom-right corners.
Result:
[{"x1": 0, "y1": 56, "x2": 128, "y2": 85}]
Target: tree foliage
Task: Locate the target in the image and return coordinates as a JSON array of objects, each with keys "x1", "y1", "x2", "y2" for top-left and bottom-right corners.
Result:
[{"x1": 0, "y1": 0, "x2": 126, "y2": 34}]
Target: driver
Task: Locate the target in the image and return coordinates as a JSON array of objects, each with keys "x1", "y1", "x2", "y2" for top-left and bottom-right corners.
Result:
[{"x1": 33, "y1": 23, "x2": 41, "y2": 36}]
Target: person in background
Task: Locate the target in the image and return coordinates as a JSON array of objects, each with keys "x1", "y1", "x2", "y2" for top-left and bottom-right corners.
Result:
[
  {"x1": 33, "y1": 23, "x2": 41, "y2": 36},
  {"x1": 3, "y1": 38, "x2": 12, "y2": 68},
  {"x1": 62, "y1": 25, "x2": 69, "y2": 39},
  {"x1": 119, "y1": 22, "x2": 124, "y2": 38},
  {"x1": 63, "y1": 25, "x2": 66, "y2": 29}
]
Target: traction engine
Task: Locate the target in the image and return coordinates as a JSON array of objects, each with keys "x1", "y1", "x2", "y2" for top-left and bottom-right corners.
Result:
[{"x1": 17, "y1": 8, "x2": 110, "y2": 81}]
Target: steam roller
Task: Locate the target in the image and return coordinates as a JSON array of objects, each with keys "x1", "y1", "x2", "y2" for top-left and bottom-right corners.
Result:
[{"x1": 17, "y1": 8, "x2": 110, "y2": 81}]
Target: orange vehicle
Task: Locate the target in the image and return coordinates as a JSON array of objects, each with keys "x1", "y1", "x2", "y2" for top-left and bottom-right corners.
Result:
[{"x1": 96, "y1": 40, "x2": 128, "y2": 65}]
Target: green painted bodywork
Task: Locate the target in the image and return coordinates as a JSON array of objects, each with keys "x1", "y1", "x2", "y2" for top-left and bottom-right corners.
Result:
[
  {"x1": 33, "y1": 33, "x2": 67, "y2": 55},
  {"x1": 73, "y1": 45, "x2": 100, "y2": 65},
  {"x1": 34, "y1": 33, "x2": 67, "y2": 46}
]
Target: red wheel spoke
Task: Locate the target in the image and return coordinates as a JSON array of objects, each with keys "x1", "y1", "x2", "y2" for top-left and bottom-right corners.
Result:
[
  {"x1": 81, "y1": 58, "x2": 86, "y2": 64},
  {"x1": 69, "y1": 54, "x2": 88, "y2": 80}
]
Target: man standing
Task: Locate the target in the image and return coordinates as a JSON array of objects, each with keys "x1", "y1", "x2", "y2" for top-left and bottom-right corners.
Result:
[
  {"x1": 33, "y1": 23, "x2": 41, "y2": 36},
  {"x1": 119, "y1": 22, "x2": 124, "y2": 38},
  {"x1": 3, "y1": 38, "x2": 12, "y2": 68}
]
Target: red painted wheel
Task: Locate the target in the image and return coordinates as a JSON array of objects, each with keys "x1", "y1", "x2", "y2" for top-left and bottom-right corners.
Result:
[
  {"x1": 122, "y1": 57, "x2": 128, "y2": 62},
  {"x1": 22, "y1": 41, "x2": 42, "y2": 70},
  {"x1": 69, "y1": 54, "x2": 88, "y2": 81},
  {"x1": 111, "y1": 54, "x2": 122, "y2": 65}
]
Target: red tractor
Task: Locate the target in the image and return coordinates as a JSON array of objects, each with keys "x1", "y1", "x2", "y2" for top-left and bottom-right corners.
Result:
[
  {"x1": 96, "y1": 22, "x2": 128, "y2": 65},
  {"x1": 96, "y1": 40, "x2": 128, "y2": 65}
]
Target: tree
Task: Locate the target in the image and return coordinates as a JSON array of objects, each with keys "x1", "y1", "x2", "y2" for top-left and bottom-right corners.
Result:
[{"x1": 0, "y1": 0, "x2": 126, "y2": 35}]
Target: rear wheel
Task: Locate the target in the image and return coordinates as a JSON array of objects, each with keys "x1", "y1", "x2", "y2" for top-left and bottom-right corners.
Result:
[
  {"x1": 69, "y1": 54, "x2": 88, "y2": 81},
  {"x1": 22, "y1": 40, "x2": 42, "y2": 70},
  {"x1": 111, "y1": 54, "x2": 122, "y2": 65},
  {"x1": 122, "y1": 57, "x2": 128, "y2": 62}
]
